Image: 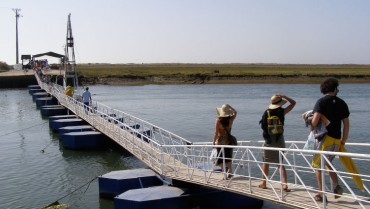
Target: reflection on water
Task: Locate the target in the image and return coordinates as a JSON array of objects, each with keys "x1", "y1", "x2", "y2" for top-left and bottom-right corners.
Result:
[{"x1": 0, "y1": 84, "x2": 369, "y2": 209}]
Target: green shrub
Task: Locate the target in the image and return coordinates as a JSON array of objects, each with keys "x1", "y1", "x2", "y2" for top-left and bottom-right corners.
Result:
[{"x1": 0, "y1": 61, "x2": 10, "y2": 71}]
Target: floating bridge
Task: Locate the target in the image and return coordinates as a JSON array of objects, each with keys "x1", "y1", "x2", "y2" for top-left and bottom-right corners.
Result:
[{"x1": 35, "y1": 73, "x2": 370, "y2": 209}]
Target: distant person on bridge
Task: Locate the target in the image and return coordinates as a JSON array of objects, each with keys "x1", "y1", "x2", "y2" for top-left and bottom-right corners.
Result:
[
  {"x1": 259, "y1": 94, "x2": 296, "y2": 191},
  {"x1": 65, "y1": 85, "x2": 74, "y2": 97},
  {"x1": 310, "y1": 78, "x2": 349, "y2": 202},
  {"x1": 82, "y1": 87, "x2": 92, "y2": 113},
  {"x1": 213, "y1": 104, "x2": 237, "y2": 180}
]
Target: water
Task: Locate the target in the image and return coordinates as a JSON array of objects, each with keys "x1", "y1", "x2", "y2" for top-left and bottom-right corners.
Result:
[{"x1": 0, "y1": 84, "x2": 369, "y2": 209}]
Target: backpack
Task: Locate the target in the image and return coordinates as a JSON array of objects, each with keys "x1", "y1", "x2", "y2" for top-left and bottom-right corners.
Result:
[
  {"x1": 266, "y1": 110, "x2": 284, "y2": 135},
  {"x1": 260, "y1": 108, "x2": 285, "y2": 138}
]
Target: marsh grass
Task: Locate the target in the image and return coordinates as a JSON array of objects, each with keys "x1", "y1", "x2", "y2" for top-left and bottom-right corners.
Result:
[{"x1": 76, "y1": 63, "x2": 370, "y2": 78}]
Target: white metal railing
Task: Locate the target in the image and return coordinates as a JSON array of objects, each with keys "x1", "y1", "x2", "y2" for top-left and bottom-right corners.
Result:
[{"x1": 36, "y1": 74, "x2": 370, "y2": 209}]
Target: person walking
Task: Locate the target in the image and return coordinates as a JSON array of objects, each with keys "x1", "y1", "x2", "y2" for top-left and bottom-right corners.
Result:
[
  {"x1": 82, "y1": 87, "x2": 92, "y2": 113},
  {"x1": 65, "y1": 85, "x2": 74, "y2": 97},
  {"x1": 213, "y1": 104, "x2": 237, "y2": 179},
  {"x1": 310, "y1": 78, "x2": 350, "y2": 202},
  {"x1": 259, "y1": 94, "x2": 296, "y2": 191}
]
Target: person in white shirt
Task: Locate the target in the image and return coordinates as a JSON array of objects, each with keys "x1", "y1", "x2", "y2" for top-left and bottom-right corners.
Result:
[{"x1": 82, "y1": 87, "x2": 92, "y2": 113}]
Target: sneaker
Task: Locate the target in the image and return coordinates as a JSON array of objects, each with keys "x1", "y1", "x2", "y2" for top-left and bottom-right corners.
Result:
[{"x1": 334, "y1": 185, "x2": 343, "y2": 199}]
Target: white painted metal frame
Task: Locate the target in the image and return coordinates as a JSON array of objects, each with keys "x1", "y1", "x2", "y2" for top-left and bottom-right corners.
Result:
[{"x1": 36, "y1": 74, "x2": 370, "y2": 209}]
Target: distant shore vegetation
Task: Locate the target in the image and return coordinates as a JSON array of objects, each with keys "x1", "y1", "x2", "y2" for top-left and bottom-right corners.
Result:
[
  {"x1": 75, "y1": 63, "x2": 370, "y2": 85},
  {"x1": 0, "y1": 61, "x2": 10, "y2": 71}
]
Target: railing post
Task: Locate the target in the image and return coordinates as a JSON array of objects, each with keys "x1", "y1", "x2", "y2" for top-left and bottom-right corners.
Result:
[
  {"x1": 247, "y1": 148, "x2": 252, "y2": 193},
  {"x1": 160, "y1": 145, "x2": 164, "y2": 175},
  {"x1": 321, "y1": 154, "x2": 327, "y2": 208},
  {"x1": 222, "y1": 147, "x2": 226, "y2": 179},
  {"x1": 293, "y1": 150, "x2": 297, "y2": 185},
  {"x1": 279, "y1": 150, "x2": 283, "y2": 198},
  {"x1": 186, "y1": 143, "x2": 191, "y2": 177}
]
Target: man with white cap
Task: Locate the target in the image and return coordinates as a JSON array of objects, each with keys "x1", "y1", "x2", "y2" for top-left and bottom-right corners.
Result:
[{"x1": 259, "y1": 94, "x2": 296, "y2": 191}]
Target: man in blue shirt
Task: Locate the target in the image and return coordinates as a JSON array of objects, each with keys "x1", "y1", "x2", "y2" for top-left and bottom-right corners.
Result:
[{"x1": 82, "y1": 87, "x2": 92, "y2": 113}]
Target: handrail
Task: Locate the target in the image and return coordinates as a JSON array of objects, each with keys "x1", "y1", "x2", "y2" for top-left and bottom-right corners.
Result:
[{"x1": 35, "y1": 73, "x2": 370, "y2": 209}]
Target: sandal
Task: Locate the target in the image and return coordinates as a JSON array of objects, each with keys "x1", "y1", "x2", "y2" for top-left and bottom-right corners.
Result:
[
  {"x1": 283, "y1": 187, "x2": 291, "y2": 192},
  {"x1": 258, "y1": 184, "x2": 267, "y2": 189},
  {"x1": 314, "y1": 194, "x2": 328, "y2": 203},
  {"x1": 334, "y1": 185, "x2": 343, "y2": 199},
  {"x1": 314, "y1": 194, "x2": 323, "y2": 201}
]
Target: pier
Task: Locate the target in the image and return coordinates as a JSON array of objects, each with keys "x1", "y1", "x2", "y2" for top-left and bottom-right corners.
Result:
[{"x1": 33, "y1": 73, "x2": 370, "y2": 209}]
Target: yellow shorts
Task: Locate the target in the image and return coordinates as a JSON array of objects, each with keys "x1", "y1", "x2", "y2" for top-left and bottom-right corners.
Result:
[{"x1": 312, "y1": 135, "x2": 341, "y2": 168}]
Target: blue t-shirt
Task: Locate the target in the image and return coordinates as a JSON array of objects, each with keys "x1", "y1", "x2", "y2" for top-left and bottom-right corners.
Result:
[
  {"x1": 82, "y1": 90, "x2": 91, "y2": 103},
  {"x1": 313, "y1": 95, "x2": 349, "y2": 139}
]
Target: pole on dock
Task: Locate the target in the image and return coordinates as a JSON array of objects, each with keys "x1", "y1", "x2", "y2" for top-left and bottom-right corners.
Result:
[{"x1": 12, "y1": 8, "x2": 21, "y2": 65}]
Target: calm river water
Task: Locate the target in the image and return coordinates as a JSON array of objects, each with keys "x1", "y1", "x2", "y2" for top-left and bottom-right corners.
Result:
[{"x1": 0, "y1": 84, "x2": 369, "y2": 209}]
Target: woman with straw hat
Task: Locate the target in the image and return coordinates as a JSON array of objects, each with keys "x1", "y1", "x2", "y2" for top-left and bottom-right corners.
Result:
[{"x1": 213, "y1": 104, "x2": 237, "y2": 179}]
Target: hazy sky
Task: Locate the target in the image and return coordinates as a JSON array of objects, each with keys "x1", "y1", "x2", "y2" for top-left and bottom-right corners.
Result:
[{"x1": 1, "y1": 0, "x2": 370, "y2": 65}]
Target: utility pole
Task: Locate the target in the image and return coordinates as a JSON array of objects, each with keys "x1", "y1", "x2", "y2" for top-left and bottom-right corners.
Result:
[{"x1": 12, "y1": 8, "x2": 21, "y2": 64}]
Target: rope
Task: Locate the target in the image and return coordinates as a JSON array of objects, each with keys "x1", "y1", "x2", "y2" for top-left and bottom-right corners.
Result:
[
  {"x1": 41, "y1": 176, "x2": 98, "y2": 209},
  {"x1": 1, "y1": 110, "x2": 25, "y2": 116},
  {"x1": 40, "y1": 140, "x2": 55, "y2": 153},
  {"x1": 0, "y1": 107, "x2": 35, "y2": 116},
  {"x1": 0, "y1": 121, "x2": 48, "y2": 137},
  {"x1": 0, "y1": 120, "x2": 52, "y2": 152}
]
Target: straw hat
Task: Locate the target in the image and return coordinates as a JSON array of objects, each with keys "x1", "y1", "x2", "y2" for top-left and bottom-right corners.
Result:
[
  {"x1": 269, "y1": 94, "x2": 287, "y2": 109},
  {"x1": 216, "y1": 104, "x2": 233, "y2": 117}
]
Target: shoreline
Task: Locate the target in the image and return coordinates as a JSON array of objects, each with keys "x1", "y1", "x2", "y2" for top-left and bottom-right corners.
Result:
[
  {"x1": 80, "y1": 75, "x2": 370, "y2": 86},
  {"x1": 76, "y1": 63, "x2": 370, "y2": 85}
]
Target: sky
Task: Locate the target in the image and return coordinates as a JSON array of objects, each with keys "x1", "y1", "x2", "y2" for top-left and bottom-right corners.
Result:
[{"x1": 1, "y1": 0, "x2": 370, "y2": 65}]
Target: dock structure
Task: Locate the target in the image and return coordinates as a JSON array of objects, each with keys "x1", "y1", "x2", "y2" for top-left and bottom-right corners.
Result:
[{"x1": 35, "y1": 74, "x2": 370, "y2": 209}]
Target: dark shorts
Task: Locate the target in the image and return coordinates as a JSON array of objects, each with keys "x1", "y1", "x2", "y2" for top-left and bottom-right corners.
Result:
[
  {"x1": 216, "y1": 146, "x2": 233, "y2": 165},
  {"x1": 263, "y1": 135, "x2": 286, "y2": 164}
]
